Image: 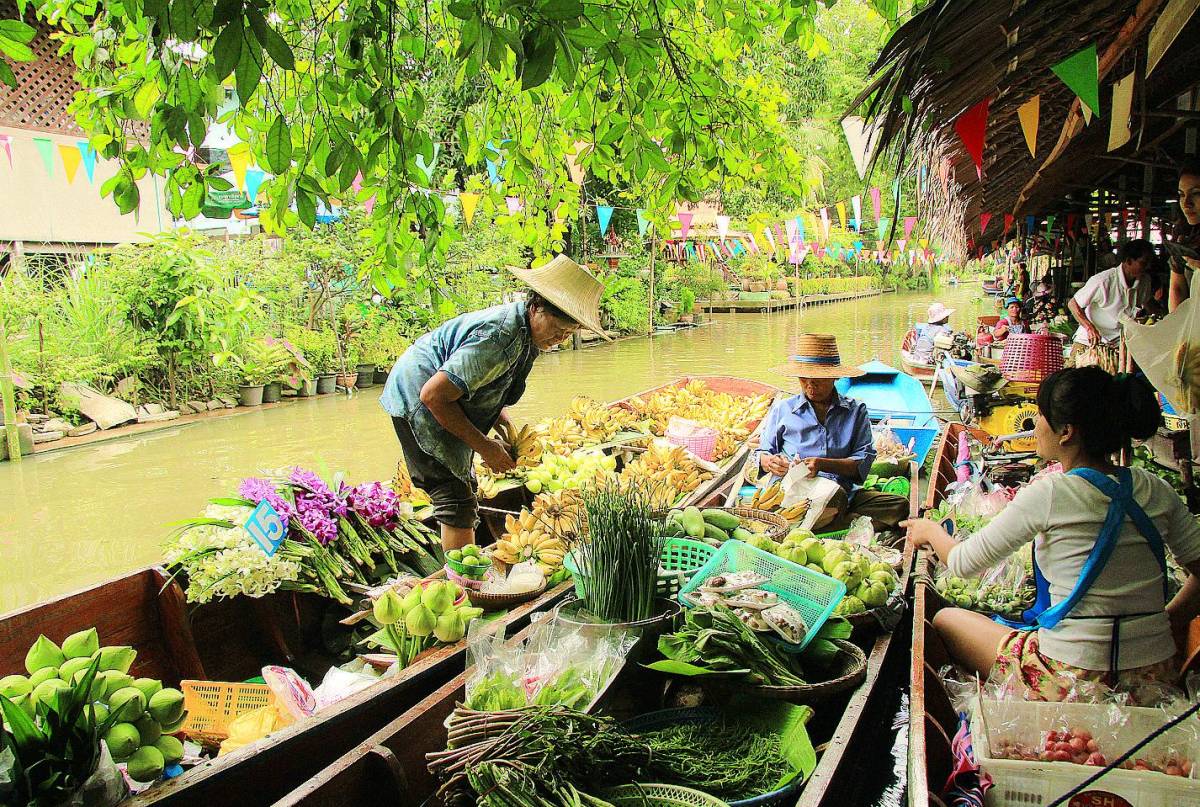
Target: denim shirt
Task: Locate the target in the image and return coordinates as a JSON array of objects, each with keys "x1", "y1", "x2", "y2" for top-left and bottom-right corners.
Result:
[
  {"x1": 380, "y1": 301, "x2": 538, "y2": 481},
  {"x1": 753, "y1": 392, "x2": 876, "y2": 492}
]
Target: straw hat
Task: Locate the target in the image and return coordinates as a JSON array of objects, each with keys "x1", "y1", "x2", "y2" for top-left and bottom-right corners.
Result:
[
  {"x1": 508, "y1": 254, "x2": 611, "y2": 341},
  {"x1": 773, "y1": 333, "x2": 865, "y2": 378},
  {"x1": 927, "y1": 302, "x2": 955, "y2": 323}
]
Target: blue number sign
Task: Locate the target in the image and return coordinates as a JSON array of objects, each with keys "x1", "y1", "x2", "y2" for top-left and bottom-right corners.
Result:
[{"x1": 245, "y1": 500, "x2": 286, "y2": 556}]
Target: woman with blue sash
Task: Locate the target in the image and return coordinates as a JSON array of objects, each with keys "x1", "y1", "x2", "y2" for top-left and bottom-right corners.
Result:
[{"x1": 904, "y1": 368, "x2": 1200, "y2": 700}]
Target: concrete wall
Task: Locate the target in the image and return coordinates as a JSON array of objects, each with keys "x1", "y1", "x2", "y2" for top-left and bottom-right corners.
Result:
[{"x1": 0, "y1": 126, "x2": 170, "y2": 247}]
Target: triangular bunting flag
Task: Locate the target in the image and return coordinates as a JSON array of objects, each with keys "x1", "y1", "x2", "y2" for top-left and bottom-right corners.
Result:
[
  {"x1": 244, "y1": 167, "x2": 265, "y2": 203},
  {"x1": 903, "y1": 216, "x2": 917, "y2": 239},
  {"x1": 898, "y1": 239, "x2": 907, "y2": 252},
  {"x1": 919, "y1": 238, "x2": 929, "y2": 249},
  {"x1": 351, "y1": 171, "x2": 364, "y2": 194},
  {"x1": 763, "y1": 226, "x2": 777, "y2": 251},
  {"x1": 228, "y1": 145, "x2": 251, "y2": 191},
  {"x1": 980, "y1": 213, "x2": 992, "y2": 234},
  {"x1": 485, "y1": 140, "x2": 508, "y2": 186},
  {"x1": 716, "y1": 215, "x2": 730, "y2": 239},
  {"x1": 1108, "y1": 71, "x2": 1135, "y2": 151},
  {"x1": 747, "y1": 234, "x2": 759, "y2": 254},
  {"x1": 841, "y1": 116, "x2": 880, "y2": 180},
  {"x1": 784, "y1": 218, "x2": 797, "y2": 242},
  {"x1": 870, "y1": 187, "x2": 881, "y2": 221},
  {"x1": 677, "y1": 211, "x2": 693, "y2": 240},
  {"x1": 76, "y1": 141, "x2": 96, "y2": 183},
  {"x1": 33, "y1": 137, "x2": 55, "y2": 176},
  {"x1": 0, "y1": 134, "x2": 12, "y2": 169},
  {"x1": 1026, "y1": 215, "x2": 1036, "y2": 235},
  {"x1": 505, "y1": 196, "x2": 522, "y2": 214},
  {"x1": 954, "y1": 97, "x2": 991, "y2": 178},
  {"x1": 596, "y1": 205, "x2": 614, "y2": 235},
  {"x1": 876, "y1": 217, "x2": 890, "y2": 240},
  {"x1": 1052, "y1": 44, "x2": 1100, "y2": 119},
  {"x1": 636, "y1": 209, "x2": 650, "y2": 237},
  {"x1": 819, "y1": 208, "x2": 830, "y2": 239},
  {"x1": 364, "y1": 194, "x2": 377, "y2": 214},
  {"x1": 1004, "y1": 214, "x2": 1015, "y2": 237},
  {"x1": 795, "y1": 216, "x2": 805, "y2": 241},
  {"x1": 58, "y1": 144, "x2": 82, "y2": 184},
  {"x1": 835, "y1": 201, "x2": 847, "y2": 230},
  {"x1": 1017, "y1": 95, "x2": 1040, "y2": 158},
  {"x1": 1046, "y1": 215, "x2": 1056, "y2": 234},
  {"x1": 851, "y1": 196, "x2": 862, "y2": 230},
  {"x1": 459, "y1": 192, "x2": 480, "y2": 226}
]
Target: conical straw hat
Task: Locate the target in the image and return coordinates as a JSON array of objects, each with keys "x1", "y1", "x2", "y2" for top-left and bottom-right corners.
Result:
[
  {"x1": 508, "y1": 255, "x2": 610, "y2": 341},
  {"x1": 772, "y1": 333, "x2": 865, "y2": 378}
]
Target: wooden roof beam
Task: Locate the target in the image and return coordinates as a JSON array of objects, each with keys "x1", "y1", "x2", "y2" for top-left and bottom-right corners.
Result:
[{"x1": 1010, "y1": 0, "x2": 1167, "y2": 218}]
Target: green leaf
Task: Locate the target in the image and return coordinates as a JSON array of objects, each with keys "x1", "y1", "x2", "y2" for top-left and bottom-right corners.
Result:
[
  {"x1": 519, "y1": 30, "x2": 555, "y2": 91},
  {"x1": 170, "y1": 0, "x2": 199, "y2": 40},
  {"x1": 296, "y1": 189, "x2": 316, "y2": 228},
  {"x1": 539, "y1": 0, "x2": 583, "y2": 20},
  {"x1": 0, "y1": 20, "x2": 35, "y2": 44},
  {"x1": 235, "y1": 42, "x2": 262, "y2": 103},
  {"x1": 175, "y1": 69, "x2": 203, "y2": 108},
  {"x1": 134, "y1": 81, "x2": 161, "y2": 119},
  {"x1": 447, "y1": 1, "x2": 474, "y2": 19},
  {"x1": 182, "y1": 181, "x2": 205, "y2": 219},
  {"x1": 643, "y1": 659, "x2": 747, "y2": 677},
  {"x1": 211, "y1": 0, "x2": 242, "y2": 28},
  {"x1": 212, "y1": 23, "x2": 242, "y2": 80},
  {"x1": 0, "y1": 60, "x2": 15, "y2": 89},
  {"x1": 248, "y1": 10, "x2": 295, "y2": 70},
  {"x1": 265, "y1": 114, "x2": 292, "y2": 175}
]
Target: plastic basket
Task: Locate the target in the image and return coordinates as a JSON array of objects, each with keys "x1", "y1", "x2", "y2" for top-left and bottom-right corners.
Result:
[
  {"x1": 1000, "y1": 333, "x2": 1064, "y2": 383},
  {"x1": 677, "y1": 539, "x2": 845, "y2": 651},
  {"x1": 972, "y1": 699, "x2": 1200, "y2": 807},
  {"x1": 604, "y1": 784, "x2": 730, "y2": 807},
  {"x1": 666, "y1": 418, "x2": 719, "y2": 462},
  {"x1": 564, "y1": 537, "x2": 715, "y2": 600},
  {"x1": 179, "y1": 680, "x2": 273, "y2": 745}
]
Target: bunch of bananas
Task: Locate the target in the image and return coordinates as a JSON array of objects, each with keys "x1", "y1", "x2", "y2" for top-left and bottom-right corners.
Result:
[
  {"x1": 620, "y1": 441, "x2": 713, "y2": 507},
  {"x1": 493, "y1": 510, "x2": 568, "y2": 573},
  {"x1": 623, "y1": 380, "x2": 773, "y2": 462},
  {"x1": 530, "y1": 489, "x2": 585, "y2": 537},
  {"x1": 534, "y1": 416, "x2": 589, "y2": 456},
  {"x1": 1174, "y1": 341, "x2": 1200, "y2": 413},
  {"x1": 391, "y1": 458, "x2": 430, "y2": 505},
  {"x1": 748, "y1": 482, "x2": 784, "y2": 511},
  {"x1": 778, "y1": 500, "x2": 810, "y2": 522},
  {"x1": 494, "y1": 421, "x2": 545, "y2": 469},
  {"x1": 567, "y1": 396, "x2": 637, "y2": 442}
]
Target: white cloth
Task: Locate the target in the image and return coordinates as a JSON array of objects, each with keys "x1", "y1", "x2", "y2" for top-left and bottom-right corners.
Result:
[
  {"x1": 947, "y1": 468, "x2": 1200, "y2": 670},
  {"x1": 1071, "y1": 267, "x2": 1149, "y2": 344}
]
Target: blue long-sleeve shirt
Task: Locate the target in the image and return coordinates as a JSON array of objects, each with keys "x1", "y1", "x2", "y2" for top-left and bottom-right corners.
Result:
[{"x1": 753, "y1": 392, "x2": 876, "y2": 492}]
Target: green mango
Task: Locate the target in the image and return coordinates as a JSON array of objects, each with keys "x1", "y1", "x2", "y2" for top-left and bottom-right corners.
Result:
[
  {"x1": 703, "y1": 523, "x2": 729, "y2": 544},
  {"x1": 701, "y1": 509, "x2": 741, "y2": 530},
  {"x1": 681, "y1": 507, "x2": 706, "y2": 539},
  {"x1": 732, "y1": 527, "x2": 754, "y2": 542}
]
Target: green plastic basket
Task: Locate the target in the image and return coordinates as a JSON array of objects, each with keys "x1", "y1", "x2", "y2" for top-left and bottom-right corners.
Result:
[
  {"x1": 605, "y1": 784, "x2": 730, "y2": 807},
  {"x1": 564, "y1": 538, "x2": 716, "y2": 600},
  {"x1": 678, "y1": 539, "x2": 845, "y2": 651}
]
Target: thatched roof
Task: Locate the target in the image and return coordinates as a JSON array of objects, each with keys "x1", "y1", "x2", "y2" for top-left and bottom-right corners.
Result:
[{"x1": 855, "y1": 0, "x2": 1200, "y2": 258}]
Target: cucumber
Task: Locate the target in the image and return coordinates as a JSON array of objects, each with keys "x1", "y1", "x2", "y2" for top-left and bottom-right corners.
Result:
[
  {"x1": 682, "y1": 507, "x2": 706, "y2": 539},
  {"x1": 732, "y1": 527, "x2": 754, "y2": 542},
  {"x1": 703, "y1": 523, "x2": 730, "y2": 543},
  {"x1": 701, "y1": 509, "x2": 741, "y2": 531}
]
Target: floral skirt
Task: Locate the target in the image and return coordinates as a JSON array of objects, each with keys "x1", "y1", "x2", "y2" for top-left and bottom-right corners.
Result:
[{"x1": 994, "y1": 630, "x2": 1177, "y2": 703}]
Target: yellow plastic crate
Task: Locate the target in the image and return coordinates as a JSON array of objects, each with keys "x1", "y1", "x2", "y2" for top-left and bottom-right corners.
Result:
[{"x1": 179, "y1": 680, "x2": 273, "y2": 746}]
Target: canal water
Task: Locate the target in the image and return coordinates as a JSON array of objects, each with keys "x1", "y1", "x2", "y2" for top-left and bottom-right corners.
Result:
[{"x1": 0, "y1": 284, "x2": 988, "y2": 612}]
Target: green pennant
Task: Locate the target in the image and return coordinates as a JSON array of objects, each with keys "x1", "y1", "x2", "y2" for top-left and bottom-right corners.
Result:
[
  {"x1": 1051, "y1": 44, "x2": 1100, "y2": 118},
  {"x1": 32, "y1": 136, "x2": 55, "y2": 176}
]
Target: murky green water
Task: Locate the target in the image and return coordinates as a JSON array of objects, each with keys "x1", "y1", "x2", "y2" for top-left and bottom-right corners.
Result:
[{"x1": 0, "y1": 285, "x2": 986, "y2": 612}]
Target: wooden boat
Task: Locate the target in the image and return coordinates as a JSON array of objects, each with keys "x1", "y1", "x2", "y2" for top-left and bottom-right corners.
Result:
[
  {"x1": 836, "y1": 360, "x2": 941, "y2": 466},
  {"x1": 900, "y1": 328, "x2": 938, "y2": 380},
  {"x1": 273, "y1": 468, "x2": 922, "y2": 807}
]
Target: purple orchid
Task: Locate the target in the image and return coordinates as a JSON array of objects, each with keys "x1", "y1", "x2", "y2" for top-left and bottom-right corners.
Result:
[
  {"x1": 342, "y1": 481, "x2": 402, "y2": 530},
  {"x1": 238, "y1": 476, "x2": 296, "y2": 523}
]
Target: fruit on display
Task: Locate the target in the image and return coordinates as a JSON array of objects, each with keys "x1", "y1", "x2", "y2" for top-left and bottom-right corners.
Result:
[
  {"x1": 494, "y1": 420, "x2": 548, "y2": 467},
  {"x1": 494, "y1": 511, "x2": 568, "y2": 573},
  {"x1": 620, "y1": 441, "x2": 713, "y2": 507},
  {"x1": 390, "y1": 457, "x2": 431, "y2": 506},
  {"x1": 747, "y1": 483, "x2": 783, "y2": 511},
  {"x1": 447, "y1": 543, "x2": 492, "y2": 580},
  {"x1": 662, "y1": 507, "x2": 772, "y2": 548},
  {"x1": 370, "y1": 581, "x2": 485, "y2": 666},
  {"x1": 934, "y1": 575, "x2": 1033, "y2": 618},
  {"x1": 565, "y1": 396, "x2": 638, "y2": 444},
  {"x1": 522, "y1": 451, "x2": 617, "y2": 495},
  {"x1": 768, "y1": 532, "x2": 898, "y2": 615},
  {"x1": 5, "y1": 629, "x2": 186, "y2": 782},
  {"x1": 623, "y1": 380, "x2": 772, "y2": 462}
]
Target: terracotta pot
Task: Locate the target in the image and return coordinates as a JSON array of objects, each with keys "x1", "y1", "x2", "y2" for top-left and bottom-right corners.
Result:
[
  {"x1": 336, "y1": 372, "x2": 359, "y2": 389},
  {"x1": 750, "y1": 281, "x2": 767, "y2": 293},
  {"x1": 316, "y1": 374, "x2": 337, "y2": 394},
  {"x1": 775, "y1": 279, "x2": 789, "y2": 291},
  {"x1": 238, "y1": 384, "x2": 264, "y2": 407},
  {"x1": 262, "y1": 382, "x2": 282, "y2": 403}
]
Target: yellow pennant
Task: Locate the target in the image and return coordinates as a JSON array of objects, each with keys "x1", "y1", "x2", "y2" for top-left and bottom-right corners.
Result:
[
  {"x1": 58, "y1": 144, "x2": 82, "y2": 184},
  {"x1": 1017, "y1": 95, "x2": 1039, "y2": 158},
  {"x1": 835, "y1": 201, "x2": 847, "y2": 230},
  {"x1": 460, "y1": 192, "x2": 481, "y2": 226},
  {"x1": 228, "y1": 145, "x2": 251, "y2": 192}
]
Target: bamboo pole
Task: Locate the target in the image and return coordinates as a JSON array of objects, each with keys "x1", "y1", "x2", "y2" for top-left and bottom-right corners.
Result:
[
  {"x1": 648, "y1": 230, "x2": 656, "y2": 334},
  {"x1": 0, "y1": 318, "x2": 22, "y2": 463}
]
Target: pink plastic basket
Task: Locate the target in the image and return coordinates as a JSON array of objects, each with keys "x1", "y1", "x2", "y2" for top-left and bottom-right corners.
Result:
[
  {"x1": 666, "y1": 418, "x2": 718, "y2": 462},
  {"x1": 1000, "y1": 333, "x2": 1064, "y2": 383}
]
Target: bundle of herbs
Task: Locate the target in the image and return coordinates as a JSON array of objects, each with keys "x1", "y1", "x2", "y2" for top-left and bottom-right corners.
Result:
[
  {"x1": 649, "y1": 605, "x2": 853, "y2": 687},
  {"x1": 569, "y1": 484, "x2": 661, "y2": 623}
]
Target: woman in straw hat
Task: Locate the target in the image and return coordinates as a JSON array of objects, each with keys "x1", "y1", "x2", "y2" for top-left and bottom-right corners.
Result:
[
  {"x1": 756, "y1": 334, "x2": 910, "y2": 535},
  {"x1": 380, "y1": 254, "x2": 609, "y2": 551},
  {"x1": 911, "y1": 301, "x2": 955, "y2": 365}
]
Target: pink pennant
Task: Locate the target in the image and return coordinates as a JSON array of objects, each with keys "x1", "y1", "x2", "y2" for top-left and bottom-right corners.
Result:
[
  {"x1": 677, "y1": 211, "x2": 693, "y2": 240},
  {"x1": 785, "y1": 218, "x2": 797, "y2": 241},
  {"x1": 819, "y1": 208, "x2": 830, "y2": 239},
  {"x1": 364, "y1": 194, "x2": 377, "y2": 214},
  {"x1": 980, "y1": 212, "x2": 992, "y2": 234},
  {"x1": 0, "y1": 135, "x2": 11, "y2": 169},
  {"x1": 351, "y1": 171, "x2": 364, "y2": 194},
  {"x1": 903, "y1": 217, "x2": 917, "y2": 239},
  {"x1": 898, "y1": 239, "x2": 907, "y2": 252},
  {"x1": 870, "y1": 188, "x2": 881, "y2": 221},
  {"x1": 506, "y1": 196, "x2": 523, "y2": 214},
  {"x1": 747, "y1": 234, "x2": 759, "y2": 254}
]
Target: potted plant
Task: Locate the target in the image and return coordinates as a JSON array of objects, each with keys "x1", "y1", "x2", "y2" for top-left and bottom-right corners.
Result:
[
  {"x1": 333, "y1": 308, "x2": 361, "y2": 390},
  {"x1": 678, "y1": 288, "x2": 696, "y2": 324},
  {"x1": 283, "y1": 326, "x2": 334, "y2": 395},
  {"x1": 556, "y1": 484, "x2": 680, "y2": 658},
  {"x1": 236, "y1": 338, "x2": 288, "y2": 406}
]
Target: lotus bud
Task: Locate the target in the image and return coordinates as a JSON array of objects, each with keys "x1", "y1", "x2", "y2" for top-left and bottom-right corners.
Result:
[
  {"x1": 104, "y1": 723, "x2": 141, "y2": 761},
  {"x1": 58, "y1": 656, "x2": 93, "y2": 682},
  {"x1": 24, "y1": 635, "x2": 65, "y2": 674},
  {"x1": 61, "y1": 627, "x2": 100, "y2": 659},
  {"x1": 422, "y1": 581, "x2": 455, "y2": 614},
  {"x1": 132, "y1": 678, "x2": 163, "y2": 700},
  {"x1": 148, "y1": 688, "x2": 185, "y2": 725},
  {"x1": 160, "y1": 711, "x2": 188, "y2": 734},
  {"x1": 95, "y1": 645, "x2": 137, "y2": 674},
  {"x1": 458, "y1": 606, "x2": 485, "y2": 624},
  {"x1": 92, "y1": 702, "x2": 110, "y2": 724},
  {"x1": 433, "y1": 611, "x2": 466, "y2": 644},
  {"x1": 107, "y1": 686, "x2": 147, "y2": 722},
  {"x1": 135, "y1": 713, "x2": 162, "y2": 745},
  {"x1": 0, "y1": 674, "x2": 31, "y2": 699},
  {"x1": 444, "y1": 581, "x2": 463, "y2": 602},
  {"x1": 155, "y1": 734, "x2": 184, "y2": 765},
  {"x1": 402, "y1": 585, "x2": 423, "y2": 612},
  {"x1": 32, "y1": 678, "x2": 70, "y2": 710},
  {"x1": 28, "y1": 667, "x2": 60, "y2": 689},
  {"x1": 126, "y1": 745, "x2": 165, "y2": 783},
  {"x1": 14, "y1": 694, "x2": 35, "y2": 719},
  {"x1": 404, "y1": 604, "x2": 436, "y2": 637},
  {"x1": 373, "y1": 590, "x2": 405, "y2": 626},
  {"x1": 103, "y1": 673, "x2": 135, "y2": 699}
]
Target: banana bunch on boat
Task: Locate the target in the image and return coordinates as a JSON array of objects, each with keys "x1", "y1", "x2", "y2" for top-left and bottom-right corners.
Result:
[
  {"x1": 566, "y1": 395, "x2": 637, "y2": 442},
  {"x1": 493, "y1": 511, "x2": 568, "y2": 573},
  {"x1": 391, "y1": 458, "x2": 430, "y2": 506},
  {"x1": 1173, "y1": 341, "x2": 1200, "y2": 413},
  {"x1": 623, "y1": 380, "x2": 773, "y2": 461},
  {"x1": 620, "y1": 441, "x2": 713, "y2": 507}
]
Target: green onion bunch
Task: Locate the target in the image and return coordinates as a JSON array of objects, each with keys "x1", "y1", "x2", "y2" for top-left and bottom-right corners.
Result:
[{"x1": 572, "y1": 483, "x2": 661, "y2": 624}]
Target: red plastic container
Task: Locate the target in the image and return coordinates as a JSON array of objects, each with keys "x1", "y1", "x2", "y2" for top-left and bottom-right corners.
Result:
[{"x1": 1001, "y1": 333, "x2": 1064, "y2": 383}]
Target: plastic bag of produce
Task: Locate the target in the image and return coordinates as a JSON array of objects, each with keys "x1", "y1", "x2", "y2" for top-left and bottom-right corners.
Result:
[
  {"x1": 1123, "y1": 294, "x2": 1200, "y2": 456},
  {"x1": 464, "y1": 619, "x2": 528, "y2": 711},
  {"x1": 313, "y1": 665, "x2": 378, "y2": 711},
  {"x1": 779, "y1": 462, "x2": 841, "y2": 533},
  {"x1": 844, "y1": 516, "x2": 875, "y2": 549},
  {"x1": 262, "y1": 666, "x2": 316, "y2": 722}
]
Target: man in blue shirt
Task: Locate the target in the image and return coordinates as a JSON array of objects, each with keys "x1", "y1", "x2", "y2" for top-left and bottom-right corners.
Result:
[
  {"x1": 758, "y1": 334, "x2": 909, "y2": 534},
  {"x1": 380, "y1": 255, "x2": 608, "y2": 550}
]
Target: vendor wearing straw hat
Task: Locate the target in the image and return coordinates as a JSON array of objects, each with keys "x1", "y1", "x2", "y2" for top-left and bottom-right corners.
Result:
[
  {"x1": 756, "y1": 334, "x2": 910, "y2": 535},
  {"x1": 381, "y1": 254, "x2": 609, "y2": 550}
]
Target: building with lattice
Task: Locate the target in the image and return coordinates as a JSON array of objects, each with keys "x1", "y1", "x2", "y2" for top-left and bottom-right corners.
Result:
[{"x1": 0, "y1": 1, "x2": 170, "y2": 272}]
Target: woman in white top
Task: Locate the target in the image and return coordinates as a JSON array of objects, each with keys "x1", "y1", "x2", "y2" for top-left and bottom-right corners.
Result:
[{"x1": 905, "y1": 368, "x2": 1200, "y2": 699}]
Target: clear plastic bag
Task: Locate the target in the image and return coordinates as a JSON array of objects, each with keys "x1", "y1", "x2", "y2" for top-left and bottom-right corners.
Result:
[{"x1": 844, "y1": 515, "x2": 875, "y2": 549}]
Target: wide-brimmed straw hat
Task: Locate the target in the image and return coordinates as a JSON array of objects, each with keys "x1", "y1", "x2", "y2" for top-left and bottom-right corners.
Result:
[
  {"x1": 508, "y1": 254, "x2": 611, "y2": 341},
  {"x1": 773, "y1": 333, "x2": 866, "y2": 379},
  {"x1": 927, "y1": 302, "x2": 955, "y2": 323}
]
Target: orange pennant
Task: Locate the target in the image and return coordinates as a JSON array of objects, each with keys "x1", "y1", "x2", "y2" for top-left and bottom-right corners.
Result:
[
  {"x1": 1018, "y1": 96, "x2": 1039, "y2": 158},
  {"x1": 459, "y1": 192, "x2": 480, "y2": 226}
]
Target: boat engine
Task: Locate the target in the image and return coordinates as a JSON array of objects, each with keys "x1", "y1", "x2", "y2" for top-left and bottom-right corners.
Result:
[{"x1": 932, "y1": 332, "x2": 974, "y2": 363}]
